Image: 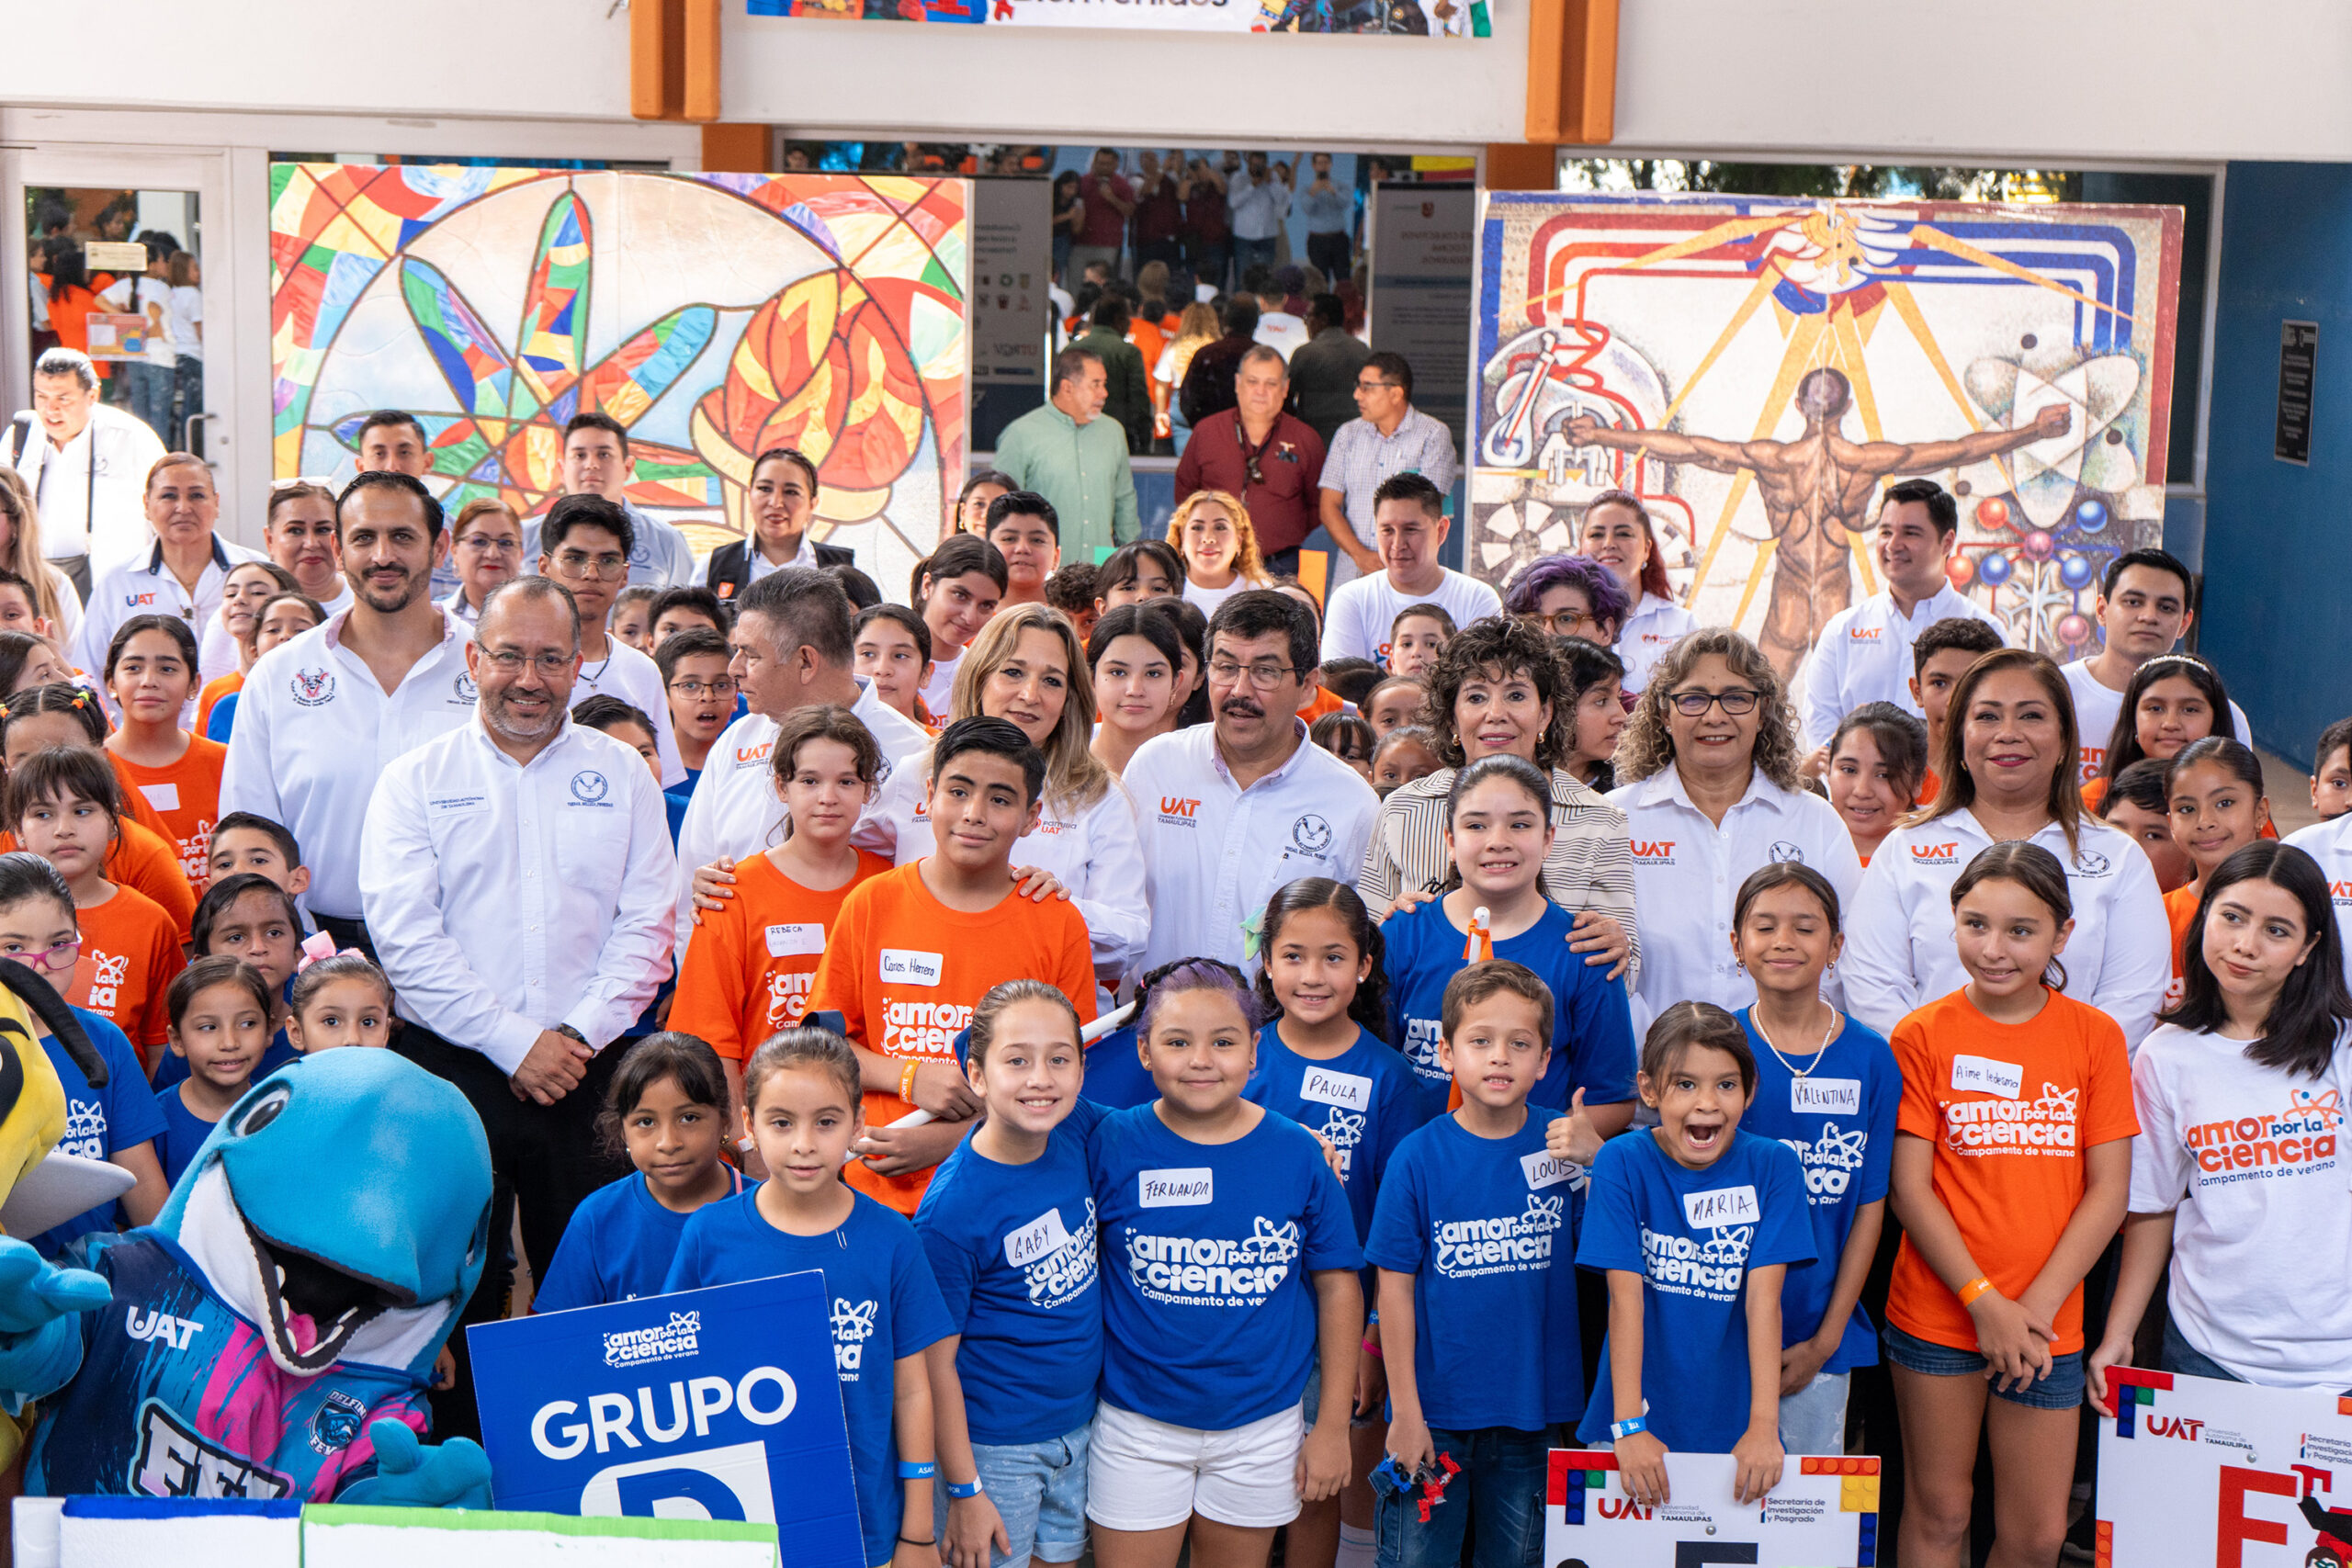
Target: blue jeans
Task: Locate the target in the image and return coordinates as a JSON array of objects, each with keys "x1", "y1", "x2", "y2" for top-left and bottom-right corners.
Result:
[
  {"x1": 1374, "y1": 1425, "x2": 1555, "y2": 1568},
  {"x1": 936, "y1": 1421, "x2": 1091, "y2": 1568},
  {"x1": 1883, "y1": 1322, "x2": 2086, "y2": 1411},
  {"x1": 1778, "y1": 1370, "x2": 1850, "y2": 1454},
  {"x1": 119, "y1": 361, "x2": 175, "y2": 441},
  {"x1": 1233, "y1": 235, "x2": 1279, "y2": 282}
]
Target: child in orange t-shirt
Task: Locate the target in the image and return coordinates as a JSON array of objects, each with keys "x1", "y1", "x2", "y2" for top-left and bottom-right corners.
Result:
[
  {"x1": 2161, "y1": 739, "x2": 2276, "y2": 1003},
  {"x1": 1884, "y1": 841, "x2": 2136, "y2": 1568},
  {"x1": 103, "y1": 615, "x2": 229, "y2": 888},
  {"x1": 671, "y1": 706, "x2": 893, "y2": 1085},
  {"x1": 10, "y1": 745, "x2": 186, "y2": 1064},
  {"x1": 806, "y1": 716, "x2": 1096, "y2": 1215}
]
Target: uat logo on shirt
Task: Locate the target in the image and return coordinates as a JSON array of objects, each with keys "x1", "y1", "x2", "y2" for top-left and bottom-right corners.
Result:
[
  {"x1": 1849, "y1": 626, "x2": 1883, "y2": 640},
  {"x1": 1159, "y1": 796, "x2": 1200, "y2": 823},
  {"x1": 1631, "y1": 840, "x2": 1675, "y2": 862},
  {"x1": 1911, "y1": 841, "x2": 1960, "y2": 864},
  {"x1": 734, "y1": 739, "x2": 775, "y2": 770}
]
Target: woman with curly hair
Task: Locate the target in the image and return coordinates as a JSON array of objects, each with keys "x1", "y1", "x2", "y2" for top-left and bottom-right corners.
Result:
[
  {"x1": 1354, "y1": 614, "x2": 1638, "y2": 978},
  {"x1": 1502, "y1": 552, "x2": 1629, "y2": 648},
  {"x1": 1167, "y1": 489, "x2": 1272, "y2": 618},
  {"x1": 1611, "y1": 626, "x2": 1860, "y2": 1019}
]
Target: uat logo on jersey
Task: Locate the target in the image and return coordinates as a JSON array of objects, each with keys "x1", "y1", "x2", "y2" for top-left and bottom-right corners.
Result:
[
  {"x1": 1849, "y1": 626, "x2": 1883, "y2": 640},
  {"x1": 1159, "y1": 796, "x2": 1200, "y2": 823},
  {"x1": 1631, "y1": 840, "x2": 1675, "y2": 861},
  {"x1": 1911, "y1": 841, "x2": 1960, "y2": 864}
]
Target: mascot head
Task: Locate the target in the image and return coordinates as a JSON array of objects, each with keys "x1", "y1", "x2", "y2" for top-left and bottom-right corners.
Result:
[{"x1": 156, "y1": 1051, "x2": 492, "y2": 1383}]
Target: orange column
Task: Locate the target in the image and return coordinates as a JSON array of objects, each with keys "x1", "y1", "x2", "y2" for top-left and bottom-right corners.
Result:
[
  {"x1": 1484, "y1": 143, "x2": 1560, "y2": 192},
  {"x1": 633, "y1": 0, "x2": 720, "y2": 121},
  {"x1": 1523, "y1": 0, "x2": 1619, "y2": 145},
  {"x1": 702, "y1": 125, "x2": 772, "y2": 173}
]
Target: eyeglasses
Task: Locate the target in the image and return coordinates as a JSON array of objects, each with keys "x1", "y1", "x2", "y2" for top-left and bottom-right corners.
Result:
[
  {"x1": 477, "y1": 648, "x2": 576, "y2": 675},
  {"x1": 0, "y1": 937, "x2": 80, "y2": 973},
  {"x1": 1354, "y1": 379, "x2": 1401, "y2": 393},
  {"x1": 1208, "y1": 658, "x2": 1305, "y2": 689},
  {"x1": 668, "y1": 677, "x2": 739, "y2": 698},
  {"x1": 1531, "y1": 609, "x2": 1601, "y2": 636},
  {"x1": 1667, "y1": 689, "x2": 1762, "y2": 716},
  {"x1": 550, "y1": 549, "x2": 628, "y2": 581}
]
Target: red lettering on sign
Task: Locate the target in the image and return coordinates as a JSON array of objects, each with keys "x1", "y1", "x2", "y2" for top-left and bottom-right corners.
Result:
[{"x1": 2216, "y1": 1465, "x2": 2294, "y2": 1568}]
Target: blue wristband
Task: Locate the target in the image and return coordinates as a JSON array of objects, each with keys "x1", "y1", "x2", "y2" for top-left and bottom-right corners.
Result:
[
  {"x1": 898, "y1": 1461, "x2": 937, "y2": 1480},
  {"x1": 1609, "y1": 1416, "x2": 1646, "y2": 1441},
  {"x1": 944, "y1": 1479, "x2": 983, "y2": 1499}
]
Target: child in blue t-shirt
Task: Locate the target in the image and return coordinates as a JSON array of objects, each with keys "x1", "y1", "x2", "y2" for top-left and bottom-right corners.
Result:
[
  {"x1": 1366, "y1": 960, "x2": 1589, "y2": 1568},
  {"x1": 916, "y1": 981, "x2": 1102, "y2": 1568},
  {"x1": 153, "y1": 874, "x2": 305, "y2": 1089},
  {"x1": 1087, "y1": 959, "x2": 1364, "y2": 1551},
  {"x1": 1726, "y1": 863, "x2": 1899, "y2": 1457},
  {"x1": 1379, "y1": 756, "x2": 1638, "y2": 1127},
  {"x1": 668, "y1": 1028, "x2": 953, "y2": 1568},
  {"x1": 537, "y1": 1032, "x2": 745, "y2": 1313},
  {"x1": 153, "y1": 955, "x2": 273, "y2": 1186},
  {"x1": 1576, "y1": 1002, "x2": 1815, "y2": 1510}
]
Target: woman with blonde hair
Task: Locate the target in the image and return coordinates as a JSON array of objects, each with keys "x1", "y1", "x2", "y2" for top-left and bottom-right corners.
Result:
[
  {"x1": 1155, "y1": 299, "x2": 1221, "y2": 454},
  {"x1": 1167, "y1": 488, "x2": 1271, "y2": 617},
  {"x1": 0, "y1": 470, "x2": 84, "y2": 640},
  {"x1": 1610, "y1": 626, "x2": 1862, "y2": 1021},
  {"x1": 855, "y1": 602, "x2": 1148, "y2": 993}
]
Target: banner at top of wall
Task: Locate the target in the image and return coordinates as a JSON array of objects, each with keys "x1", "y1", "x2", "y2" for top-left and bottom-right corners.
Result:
[{"x1": 747, "y1": 0, "x2": 1488, "y2": 36}]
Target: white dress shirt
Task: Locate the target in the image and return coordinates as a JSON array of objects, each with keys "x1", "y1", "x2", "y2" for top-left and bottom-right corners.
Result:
[
  {"x1": 1609, "y1": 766, "x2": 1862, "y2": 1018},
  {"x1": 573, "y1": 635, "x2": 685, "y2": 788},
  {"x1": 1128, "y1": 720, "x2": 1382, "y2": 976},
  {"x1": 857, "y1": 761, "x2": 1148, "y2": 985},
  {"x1": 2284, "y1": 816, "x2": 2352, "y2": 992},
  {"x1": 1613, "y1": 592, "x2": 1699, "y2": 694},
  {"x1": 1800, "y1": 585, "x2": 2004, "y2": 750},
  {"x1": 219, "y1": 607, "x2": 480, "y2": 919},
  {"x1": 2061, "y1": 658, "x2": 2252, "y2": 785},
  {"x1": 1320, "y1": 568, "x2": 1503, "y2": 667},
  {"x1": 1841, "y1": 807, "x2": 2171, "y2": 1050},
  {"x1": 1, "y1": 404, "x2": 166, "y2": 565},
  {"x1": 199, "y1": 581, "x2": 352, "y2": 685},
  {"x1": 360, "y1": 717, "x2": 678, "y2": 1073},
  {"x1": 75, "y1": 536, "x2": 270, "y2": 716}
]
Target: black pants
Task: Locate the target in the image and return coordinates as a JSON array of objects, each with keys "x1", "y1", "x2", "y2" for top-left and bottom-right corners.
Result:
[{"x1": 1306, "y1": 231, "x2": 1351, "y2": 285}]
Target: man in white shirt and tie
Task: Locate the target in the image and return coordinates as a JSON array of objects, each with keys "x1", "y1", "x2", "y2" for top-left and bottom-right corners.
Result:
[
  {"x1": 0, "y1": 348, "x2": 167, "y2": 594},
  {"x1": 1799, "y1": 479, "x2": 2004, "y2": 755}
]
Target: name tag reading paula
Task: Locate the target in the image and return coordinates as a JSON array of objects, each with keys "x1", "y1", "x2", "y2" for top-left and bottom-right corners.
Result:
[{"x1": 1298, "y1": 1066, "x2": 1373, "y2": 1112}]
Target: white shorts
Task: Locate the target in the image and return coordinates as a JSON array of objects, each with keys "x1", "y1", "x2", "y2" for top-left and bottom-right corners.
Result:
[{"x1": 1084, "y1": 1400, "x2": 1305, "y2": 1531}]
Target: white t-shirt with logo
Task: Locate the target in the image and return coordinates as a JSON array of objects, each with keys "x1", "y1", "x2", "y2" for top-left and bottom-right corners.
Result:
[
  {"x1": 1613, "y1": 592, "x2": 1699, "y2": 694},
  {"x1": 1319, "y1": 568, "x2": 1502, "y2": 668},
  {"x1": 2062, "y1": 658, "x2": 2252, "y2": 785}
]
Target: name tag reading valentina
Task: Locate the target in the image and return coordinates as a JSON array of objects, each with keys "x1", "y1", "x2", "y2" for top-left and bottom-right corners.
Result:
[{"x1": 1792, "y1": 1077, "x2": 1861, "y2": 1116}]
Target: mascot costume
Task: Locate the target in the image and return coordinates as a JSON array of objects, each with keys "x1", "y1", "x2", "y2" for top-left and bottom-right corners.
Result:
[{"x1": 0, "y1": 1026, "x2": 498, "y2": 1507}]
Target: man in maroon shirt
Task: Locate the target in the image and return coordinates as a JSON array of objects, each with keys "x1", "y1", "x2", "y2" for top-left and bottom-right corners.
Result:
[
  {"x1": 1173, "y1": 344, "x2": 1326, "y2": 574},
  {"x1": 1131, "y1": 151, "x2": 1183, "y2": 272},
  {"x1": 1069, "y1": 148, "x2": 1135, "y2": 284}
]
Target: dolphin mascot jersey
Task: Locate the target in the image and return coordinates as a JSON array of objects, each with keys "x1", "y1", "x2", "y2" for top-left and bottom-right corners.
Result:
[{"x1": 0, "y1": 1048, "x2": 498, "y2": 1506}]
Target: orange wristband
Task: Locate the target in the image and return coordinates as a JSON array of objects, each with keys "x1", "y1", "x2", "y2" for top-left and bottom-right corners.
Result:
[
  {"x1": 1958, "y1": 1276, "x2": 1995, "y2": 1307},
  {"x1": 899, "y1": 1060, "x2": 921, "y2": 1105}
]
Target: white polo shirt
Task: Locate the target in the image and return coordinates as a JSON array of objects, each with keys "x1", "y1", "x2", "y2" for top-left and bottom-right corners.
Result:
[
  {"x1": 198, "y1": 580, "x2": 353, "y2": 685},
  {"x1": 1320, "y1": 568, "x2": 1503, "y2": 667},
  {"x1": 1841, "y1": 807, "x2": 2171, "y2": 1050},
  {"x1": 857, "y1": 761, "x2": 1149, "y2": 986},
  {"x1": 572, "y1": 636, "x2": 685, "y2": 788},
  {"x1": 219, "y1": 608, "x2": 480, "y2": 920},
  {"x1": 2062, "y1": 658, "x2": 2252, "y2": 785},
  {"x1": 1613, "y1": 592, "x2": 1699, "y2": 694},
  {"x1": 1609, "y1": 766, "x2": 1862, "y2": 1018},
  {"x1": 2284, "y1": 816, "x2": 2352, "y2": 992},
  {"x1": 1800, "y1": 585, "x2": 2004, "y2": 750},
  {"x1": 1128, "y1": 719, "x2": 1382, "y2": 975},
  {"x1": 75, "y1": 536, "x2": 270, "y2": 708},
  {"x1": 360, "y1": 717, "x2": 678, "y2": 1072}
]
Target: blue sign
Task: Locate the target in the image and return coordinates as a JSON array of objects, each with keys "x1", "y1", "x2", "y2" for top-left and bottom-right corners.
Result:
[{"x1": 468, "y1": 1269, "x2": 861, "y2": 1568}]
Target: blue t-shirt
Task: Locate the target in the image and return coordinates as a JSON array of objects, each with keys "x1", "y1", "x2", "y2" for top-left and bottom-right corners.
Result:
[
  {"x1": 1736, "y1": 1009, "x2": 1900, "y2": 1372},
  {"x1": 1575, "y1": 1129, "x2": 1815, "y2": 1453},
  {"x1": 36, "y1": 1010, "x2": 167, "y2": 1257},
  {"x1": 153, "y1": 1082, "x2": 220, "y2": 1188},
  {"x1": 536, "y1": 1167, "x2": 747, "y2": 1314},
  {"x1": 1081, "y1": 1025, "x2": 1159, "y2": 1112},
  {"x1": 1380, "y1": 899, "x2": 1637, "y2": 1122},
  {"x1": 914, "y1": 1122, "x2": 1102, "y2": 1446},
  {"x1": 662, "y1": 771, "x2": 698, "y2": 847},
  {"x1": 1090, "y1": 1103, "x2": 1363, "y2": 1430},
  {"x1": 1245, "y1": 1023, "x2": 1428, "y2": 1242},
  {"x1": 1364, "y1": 1111, "x2": 1584, "y2": 1432},
  {"x1": 150, "y1": 1031, "x2": 300, "y2": 1091},
  {"x1": 666, "y1": 1188, "x2": 953, "y2": 1568},
  {"x1": 204, "y1": 691, "x2": 239, "y2": 741}
]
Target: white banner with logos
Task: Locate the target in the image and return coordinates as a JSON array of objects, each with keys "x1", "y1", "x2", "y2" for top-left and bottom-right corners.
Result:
[{"x1": 2098, "y1": 1366, "x2": 2352, "y2": 1565}]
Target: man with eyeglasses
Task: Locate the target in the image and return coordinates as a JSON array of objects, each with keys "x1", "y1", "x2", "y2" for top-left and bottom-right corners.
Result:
[
  {"x1": 520, "y1": 412, "x2": 697, "y2": 590},
  {"x1": 1126, "y1": 589, "x2": 1378, "y2": 975},
  {"x1": 1285, "y1": 293, "x2": 1370, "y2": 446},
  {"x1": 537, "y1": 493, "x2": 686, "y2": 788},
  {"x1": 1318, "y1": 351, "x2": 1459, "y2": 579},
  {"x1": 361, "y1": 574, "x2": 676, "y2": 1410},
  {"x1": 1320, "y1": 472, "x2": 1499, "y2": 667},
  {"x1": 1172, "y1": 345, "x2": 1325, "y2": 575},
  {"x1": 221, "y1": 470, "x2": 480, "y2": 957}
]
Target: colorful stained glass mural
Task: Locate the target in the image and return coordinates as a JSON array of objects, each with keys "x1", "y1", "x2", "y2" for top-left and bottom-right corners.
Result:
[{"x1": 270, "y1": 165, "x2": 970, "y2": 592}]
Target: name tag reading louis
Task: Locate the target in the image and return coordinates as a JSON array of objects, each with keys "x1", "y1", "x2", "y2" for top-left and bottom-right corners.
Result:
[
  {"x1": 1299, "y1": 1067, "x2": 1373, "y2": 1112},
  {"x1": 767, "y1": 923, "x2": 825, "y2": 958},
  {"x1": 1792, "y1": 1077, "x2": 1861, "y2": 1116},
  {"x1": 879, "y1": 949, "x2": 943, "y2": 986},
  {"x1": 1521, "y1": 1150, "x2": 1577, "y2": 1190},
  {"x1": 1139, "y1": 1168, "x2": 1213, "y2": 1207},
  {"x1": 1682, "y1": 1184, "x2": 1760, "y2": 1229},
  {"x1": 1951, "y1": 1055, "x2": 2025, "y2": 1099},
  {"x1": 1003, "y1": 1207, "x2": 1074, "y2": 1268}
]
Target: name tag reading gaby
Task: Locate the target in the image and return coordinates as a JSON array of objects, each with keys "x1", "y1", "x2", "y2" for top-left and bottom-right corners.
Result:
[
  {"x1": 1003, "y1": 1207, "x2": 1074, "y2": 1268},
  {"x1": 1682, "y1": 1184, "x2": 1760, "y2": 1229},
  {"x1": 1299, "y1": 1067, "x2": 1373, "y2": 1112},
  {"x1": 1951, "y1": 1055, "x2": 2025, "y2": 1099},
  {"x1": 1139, "y1": 1168, "x2": 1213, "y2": 1207},
  {"x1": 879, "y1": 948, "x2": 943, "y2": 986},
  {"x1": 1792, "y1": 1077, "x2": 1861, "y2": 1116},
  {"x1": 767, "y1": 923, "x2": 825, "y2": 958}
]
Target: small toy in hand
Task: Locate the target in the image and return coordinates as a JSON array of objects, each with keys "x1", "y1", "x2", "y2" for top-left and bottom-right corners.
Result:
[{"x1": 1370, "y1": 1450, "x2": 1462, "y2": 1522}]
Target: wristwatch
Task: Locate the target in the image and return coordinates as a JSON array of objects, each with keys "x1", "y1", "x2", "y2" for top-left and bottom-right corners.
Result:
[
  {"x1": 945, "y1": 1478, "x2": 984, "y2": 1499},
  {"x1": 555, "y1": 1023, "x2": 590, "y2": 1046}
]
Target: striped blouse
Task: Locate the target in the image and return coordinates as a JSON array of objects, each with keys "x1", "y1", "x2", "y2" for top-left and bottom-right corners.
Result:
[{"x1": 1355, "y1": 764, "x2": 1641, "y2": 983}]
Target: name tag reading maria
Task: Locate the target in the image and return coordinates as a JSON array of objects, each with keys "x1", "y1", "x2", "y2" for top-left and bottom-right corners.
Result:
[
  {"x1": 1139, "y1": 1168, "x2": 1213, "y2": 1207},
  {"x1": 767, "y1": 923, "x2": 825, "y2": 958},
  {"x1": 1003, "y1": 1207, "x2": 1074, "y2": 1268},
  {"x1": 1299, "y1": 1067, "x2": 1373, "y2": 1112},
  {"x1": 879, "y1": 948, "x2": 943, "y2": 986},
  {"x1": 1792, "y1": 1077, "x2": 1861, "y2": 1116},
  {"x1": 1951, "y1": 1055, "x2": 2024, "y2": 1099},
  {"x1": 1682, "y1": 1183, "x2": 1760, "y2": 1229}
]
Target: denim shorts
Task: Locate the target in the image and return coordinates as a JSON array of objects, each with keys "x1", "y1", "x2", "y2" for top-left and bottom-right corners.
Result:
[
  {"x1": 934, "y1": 1419, "x2": 1091, "y2": 1568},
  {"x1": 1882, "y1": 1323, "x2": 2086, "y2": 1410}
]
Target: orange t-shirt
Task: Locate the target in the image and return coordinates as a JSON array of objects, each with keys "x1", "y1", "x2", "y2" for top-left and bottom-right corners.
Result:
[
  {"x1": 807, "y1": 861, "x2": 1097, "y2": 1215},
  {"x1": 110, "y1": 739, "x2": 228, "y2": 888},
  {"x1": 2079, "y1": 776, "x2": 2110, "y2": 816},
  {"x1": 1887, "y1": 987, "x2": 2139, "y2": 1356},
  {"x1": 0, "y1": 818, "x2": 195, "y2": 947},
  {"x1": 195, "y1": 672, "x2": 243, "y2": 736},
  {"x1": 1297, "y1": 684, "x2": 1345, "y2": 724},
  {"x1": 2163, "y1": 883, "x2": 2199, "y2": 1007},
  {"x1": 68, "y1": 882, "x2": 187, "y2": 1062},
  {"x1": 670, "y1": 849, "x2": 893, "y2": 1061},
  {"x1": 1919, "y1": 767, "x2": 1941, "y2": 807}
]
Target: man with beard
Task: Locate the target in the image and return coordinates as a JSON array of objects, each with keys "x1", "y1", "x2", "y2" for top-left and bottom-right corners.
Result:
[
  {"x1": 220, "y1": 470, "x2": 480, "y2": 956},
  {"x1": 1125, "y1": 588, "x2": 1379, "y2": 973}
]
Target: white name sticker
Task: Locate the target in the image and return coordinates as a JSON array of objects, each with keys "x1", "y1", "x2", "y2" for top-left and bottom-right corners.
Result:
[
  {"x1": 1951, "y1": 1055, "x2": 2024, "y2": 1100},
  {"x1": 1792, "y1": 1077, "x2": 1862, "y2": 1117},
  {"x1": 1521, "y1": 1150, "x2": 1577, "y2": 1190},
  {"x1": 1682, "y1": 1184, "x2": 1761, "y2": 1229},
  {"x1": 766, "y1": 923, "x2": 825, "y2": 958},
  {"x1": 1299, "y1": 1067, "x2": 1374, "y2": 1112},
  {"x1": 1003, "y1": 1207, "x2": 1074, "y2": 1268},
  {"x1": 1139, "y1": 1168, "x2": 1214, "y2": 1207},
  {"x1": 879, "y1": 949, "x2": 943, "y2": 987},
  {"x1": 139, "y1": 783, "x2": 181, "y2": 813},
  {"x1": 426, "y1": 792, "x2": 491, "y2": 817}
]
